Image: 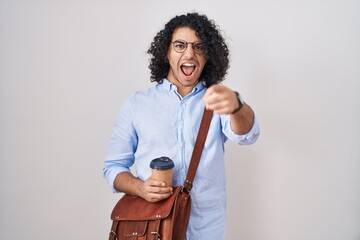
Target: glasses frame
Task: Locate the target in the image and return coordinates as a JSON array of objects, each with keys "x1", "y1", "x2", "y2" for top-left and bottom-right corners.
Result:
[{"x1": 171, "y1": 40, "x2": 205, "y2": 54}]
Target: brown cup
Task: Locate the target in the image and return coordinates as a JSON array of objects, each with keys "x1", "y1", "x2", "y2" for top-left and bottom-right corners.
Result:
[{"x1": 150, "y1": 156, "x2": 175, "y2": 187}]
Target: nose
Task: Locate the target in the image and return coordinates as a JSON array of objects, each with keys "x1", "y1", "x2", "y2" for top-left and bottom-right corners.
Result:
[{"x1": 183, "y1": 44, "x2": 195, "y2": 56}]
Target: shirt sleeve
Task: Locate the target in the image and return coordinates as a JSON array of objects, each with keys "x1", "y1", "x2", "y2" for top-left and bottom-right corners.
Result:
[
  {"x1": 103, "y1": 96, "x2": 138, "y2": 193},
  {"x1": 221, "y1": 112, "x2": 260, "y2": 145}
]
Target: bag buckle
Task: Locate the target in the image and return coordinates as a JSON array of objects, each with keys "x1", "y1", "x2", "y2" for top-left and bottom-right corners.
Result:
[
  {"x1": 151, "y1": 231, "x2": 161, "y2": 239},
  {"x1": 109, "y1": 230, "x2": 118, "y2": 240},
  {"x1": 181, "y1": 180, "x2": 192, "y2": 194}
]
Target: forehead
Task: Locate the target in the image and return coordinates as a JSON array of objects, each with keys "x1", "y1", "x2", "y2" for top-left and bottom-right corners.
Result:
[{"x1": 172, "y1": 27, "x2": 201, "y2": 42}]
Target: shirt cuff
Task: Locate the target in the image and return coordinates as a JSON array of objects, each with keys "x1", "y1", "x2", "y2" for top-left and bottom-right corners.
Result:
[
  {"x1": 103, "y1": 163, "x2": 131, "y2": 193},
  {"x1": 223, "y1": 113, "x2": 260, "y2": 145}
]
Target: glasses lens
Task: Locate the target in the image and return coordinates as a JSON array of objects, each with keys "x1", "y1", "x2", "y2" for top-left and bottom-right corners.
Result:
[
  {"x1": 193, "y1": 43, "x2": 204, "y2": 54},
  {"x1": 172, "y1": 40, "x2": 204, "y2": 54},
  {"x1": 173, "y1": 41, "x2": 187, "y2": 53}
]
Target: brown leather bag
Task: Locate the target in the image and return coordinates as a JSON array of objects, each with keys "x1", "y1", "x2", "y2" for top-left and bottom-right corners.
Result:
[{"x1": 108, "y1": 109, "x2": 213, "y2": 240}]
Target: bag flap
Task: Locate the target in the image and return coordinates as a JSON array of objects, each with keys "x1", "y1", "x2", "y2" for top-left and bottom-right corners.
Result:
[{"x1": 111, "y1": 186, "x2": 183, "y2": 221}]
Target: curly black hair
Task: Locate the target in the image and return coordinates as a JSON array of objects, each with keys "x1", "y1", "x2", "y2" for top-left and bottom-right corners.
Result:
[{"x1": 147, "y1": 12, "x2": 230, "y2": 87}]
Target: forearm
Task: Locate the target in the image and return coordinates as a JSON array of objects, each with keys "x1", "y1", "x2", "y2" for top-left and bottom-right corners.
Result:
[
  {"x1": 230, "y1": 103, "x2": 255, "y2": 135},
  {"x1": 114, "y1": 171, "x2": 173, "y2": 202},
  {"x1": 114, "y1": 171, "x2": 144, "y2": 197}
]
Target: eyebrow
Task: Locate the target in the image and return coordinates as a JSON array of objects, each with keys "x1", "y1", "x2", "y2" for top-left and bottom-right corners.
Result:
[{"x1": 173, "y1": 39, "x2": 202, "y2": 43}]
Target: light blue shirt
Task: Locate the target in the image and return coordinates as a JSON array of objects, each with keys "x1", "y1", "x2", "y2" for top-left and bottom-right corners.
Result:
[{"x1": 103, "y1": 79, "x2": 260, "y2": 240}]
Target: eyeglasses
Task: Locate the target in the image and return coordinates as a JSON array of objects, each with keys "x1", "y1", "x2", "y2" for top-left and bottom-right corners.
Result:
[{"x1": 171, "y1": 40, "x2": 205, "y2": 54}]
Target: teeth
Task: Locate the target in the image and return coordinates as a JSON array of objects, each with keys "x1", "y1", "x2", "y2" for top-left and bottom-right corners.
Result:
[{"x1": 182, "y1": 63, "x2": 195, "y2": 67}]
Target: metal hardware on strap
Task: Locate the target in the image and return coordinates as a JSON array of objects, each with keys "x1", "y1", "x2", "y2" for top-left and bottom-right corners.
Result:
[
  {"x1": 151, "y1": 231, "x2": 161, "y2": 240},
  {"x1": 108, "y1": 230, "x2": 118, "y2": 240},
  {"x1": 182, "y1": 180, "x2": 193, "y2": 194},
  {"x1": 109, "y1": 221, "x2": 119, "y2": 240}
]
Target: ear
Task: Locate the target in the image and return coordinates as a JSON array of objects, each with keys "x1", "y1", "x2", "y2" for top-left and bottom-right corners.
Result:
[
  {"x1": 164, "y1": 48, "x2": 170, "y2": 63},
  {"x1": 166, "y1": 48, "x2": 171, "y2": 62}
]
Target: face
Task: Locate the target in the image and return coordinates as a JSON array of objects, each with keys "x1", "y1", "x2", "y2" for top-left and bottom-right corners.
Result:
[{"x1": 166, "y1": 27, "x2": 207, "y2": 97}]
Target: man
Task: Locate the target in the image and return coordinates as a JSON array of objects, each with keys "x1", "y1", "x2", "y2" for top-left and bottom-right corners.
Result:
[{"x1": 103, "y1": 12, "x2": 260, "y2": 239}]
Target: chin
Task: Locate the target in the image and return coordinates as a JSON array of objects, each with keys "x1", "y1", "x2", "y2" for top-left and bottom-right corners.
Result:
[{"x1": 180, "y1": 78, "x2": 198, "y2": 86}]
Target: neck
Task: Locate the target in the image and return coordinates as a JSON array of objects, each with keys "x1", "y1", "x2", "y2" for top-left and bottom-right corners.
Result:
[{"x1": 167, "y1": 78, "x2": 199, "y2": 97}]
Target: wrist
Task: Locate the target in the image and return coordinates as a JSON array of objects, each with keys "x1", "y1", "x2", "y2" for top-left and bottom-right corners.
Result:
[{"x1": 232, "y1": 91, "x2": 244, "y2": 114}]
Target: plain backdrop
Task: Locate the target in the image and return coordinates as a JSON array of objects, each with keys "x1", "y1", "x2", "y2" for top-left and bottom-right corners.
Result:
[{"x1": 1, "y1": 0, "x2": 359, "y2": 239}]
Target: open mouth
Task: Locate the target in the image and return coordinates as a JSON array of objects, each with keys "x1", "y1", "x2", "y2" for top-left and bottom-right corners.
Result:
[{"x1": 180, "y1": 63, "x2": 196, "y2": 76}]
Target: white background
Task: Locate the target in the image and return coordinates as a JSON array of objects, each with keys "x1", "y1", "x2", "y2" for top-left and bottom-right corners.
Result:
[{"x1": 1, "y1": 0, "x2": 359, "y2": 239}]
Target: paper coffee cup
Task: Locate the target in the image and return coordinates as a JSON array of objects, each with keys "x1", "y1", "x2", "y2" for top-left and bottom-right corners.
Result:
[{"x1": 150, "y1": 156, "x2": 175, "y2": 187}]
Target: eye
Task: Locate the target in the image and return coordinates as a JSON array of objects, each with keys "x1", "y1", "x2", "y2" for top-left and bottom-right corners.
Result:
[
  {"x1": 174, "y1": 41, "x2": 186, "y2": 50},
  {"x1": 193, "y1": 43, "x2": 204, "y2": 51}
]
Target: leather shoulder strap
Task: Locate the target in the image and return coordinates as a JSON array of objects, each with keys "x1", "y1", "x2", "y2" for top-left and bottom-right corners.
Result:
[{"x1": 183, "y1": 108, "x2": 213, "y2": 193}]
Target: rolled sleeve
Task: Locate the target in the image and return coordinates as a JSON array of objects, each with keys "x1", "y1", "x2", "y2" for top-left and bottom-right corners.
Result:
[
  {"x1": 222, "y1": 113, "x2": 260, "y2": 145},
  {"x1": 103, "y1": 158, "x2": 133, "y2": 193}
]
